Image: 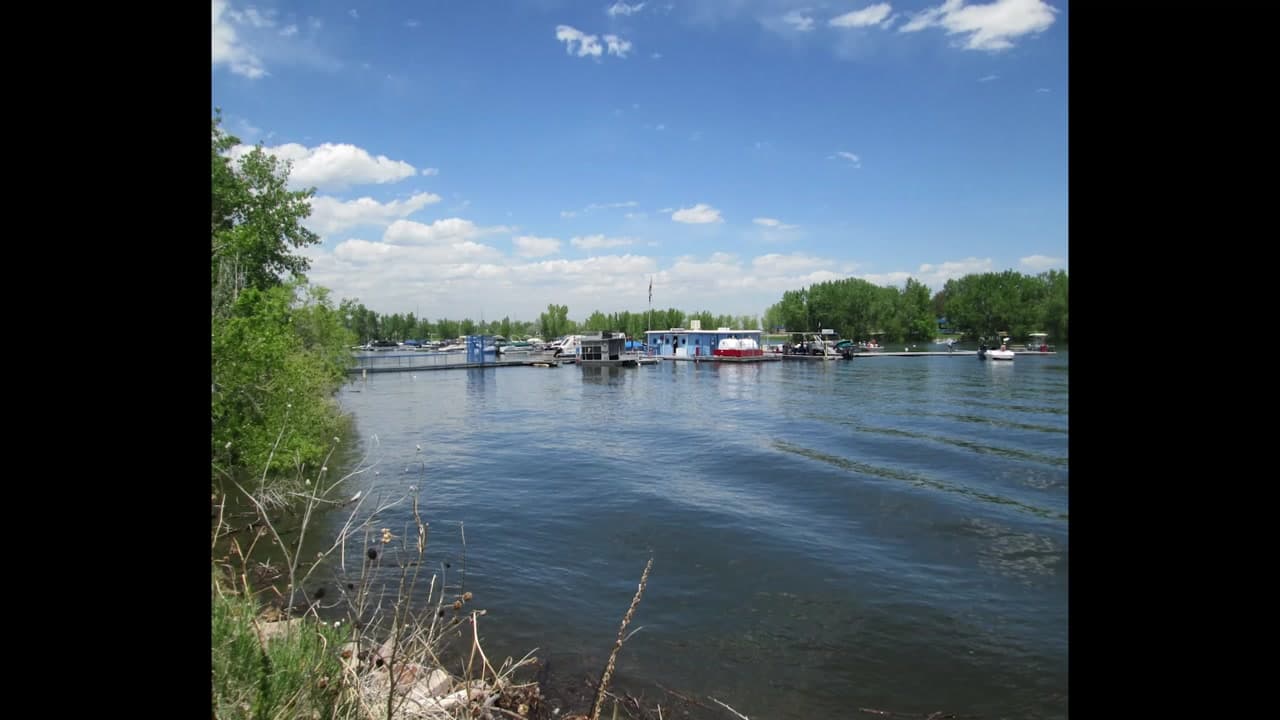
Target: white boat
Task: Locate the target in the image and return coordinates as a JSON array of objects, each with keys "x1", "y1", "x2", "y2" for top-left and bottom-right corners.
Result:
[{"x1": 988, "y1": 348, "x2": 1015, "y2": 361}]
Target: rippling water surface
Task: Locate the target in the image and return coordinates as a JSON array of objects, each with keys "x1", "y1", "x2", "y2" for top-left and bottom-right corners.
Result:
[{"x1": 318, "y1": 354, "x2": 1067, "y2": 719}]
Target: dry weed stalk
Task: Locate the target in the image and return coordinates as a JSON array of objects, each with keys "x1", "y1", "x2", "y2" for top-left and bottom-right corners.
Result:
[{"x1": 587, "y1": 557, "x2": 654, "y2": 720}]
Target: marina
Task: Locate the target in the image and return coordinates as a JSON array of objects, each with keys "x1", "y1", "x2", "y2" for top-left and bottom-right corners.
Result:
[{"x1": 347, "y1": 333, "x2": 1058, "y2": 374}]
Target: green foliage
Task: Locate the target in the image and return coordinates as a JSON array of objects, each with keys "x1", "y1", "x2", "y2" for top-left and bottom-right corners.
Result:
[
  {"x1": 211, "y1": 580, "x2": 345, "y2": 720},
  {"x1": 898, "y1": 278, "x2": 937, "y2": 342},
  {"x1": 539, "y1": 303, "x2": 572, "y2": 339},
  {"x1": 212, "y1": 112, "x2": 319, "y2": 314},
  {"x1": 211, "y1": 111, "x2": 353, "y2": 483},
  {"x1": 762, "y1": 270, "x2": 1067, "y2": 345},
  {"x1": 212, "y1": 283, "x2": 352, "y2": 476},
  {"x1": 1038, "y1": 269, "x2": 1069, "y2": 344},
  {"x1": 941, "y1": 270, "x2": 1055, "y2": 341}
]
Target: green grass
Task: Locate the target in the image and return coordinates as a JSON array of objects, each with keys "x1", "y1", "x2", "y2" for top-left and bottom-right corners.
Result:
[{"x1": 212, "y1": 575, "x2": 347, "y2": 720}]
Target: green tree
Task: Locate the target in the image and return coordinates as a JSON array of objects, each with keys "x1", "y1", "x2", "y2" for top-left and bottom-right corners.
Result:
[
  {"x1": 897, "y1": 278, "x2": 937, "y2": 342},
  {"x1": 211, "y1": 113, "x2": 319, "y2": 316},
  {"x1": 210, "y1": 112, "x2": 351, "y2": 482}
]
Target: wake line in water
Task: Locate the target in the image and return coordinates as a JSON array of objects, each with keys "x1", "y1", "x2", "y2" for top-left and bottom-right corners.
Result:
[
  {"x1": 891, "y1": 410, "x2": 1067, "y2": 436},
  {"x1": 771, "y1": 440, "x2": 1068, "y2": 521},
  {"x1": 801, "y1": 414, "x2": 1069, "y2": 468}
]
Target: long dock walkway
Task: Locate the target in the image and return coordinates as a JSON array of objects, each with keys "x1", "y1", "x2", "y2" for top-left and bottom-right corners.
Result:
[
  {"x1": 781, "y1": 350, "x2": 1059, "y2": 360},
  {"x1": 347, "y1": 351, "x2": 561, "y2": 374},
  {"x1": 347, "y1": 348, "x2": 1059, "y2": 373}
]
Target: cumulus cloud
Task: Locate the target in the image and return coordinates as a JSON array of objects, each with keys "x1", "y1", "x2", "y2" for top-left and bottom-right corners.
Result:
[
  {"x1": 899, "y1": 0, "x2": 1058, "y2": 51},
  {"x1": 1019, "y1": 254, "x2": 1064, "y2": 271},
  {"x1": 557, "y1": 25, "x2": 631, "y2": 59},
  {"x1": 604, "y1": 34, "x2": 633, "y2": 57},
  {"x1": 384, "y1": 218, "x2": 512, "y2": 246},
  {"x1": 212, "y1": 0, "x2": 267, "y2": 78},
  {"x1": 306, "y1": 192, "x2": 441, "y2": 235},
  {"x1": 672, "y1": 203, "x2": 723, "y2": 224},
  {"x1": 227, "y1": 141, "x2": 420, "y2": 190},
  {"x1": 513, "y1": 236, "x2": 563, "y2": 257},
  {"x1": 904, "y1": 257, "x2": 996, "y2": 287},
  {"x1": 556, "y1": 25, "x2": 603, "y2": 57},
  {"x1": 300, "y1": 237, "x2": 866, "y2": 321}
]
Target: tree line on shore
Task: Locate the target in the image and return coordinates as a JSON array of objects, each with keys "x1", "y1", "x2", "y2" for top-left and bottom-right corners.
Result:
[{"x1": 342, "y1": 267, "x2": 1067, "y2": 350}]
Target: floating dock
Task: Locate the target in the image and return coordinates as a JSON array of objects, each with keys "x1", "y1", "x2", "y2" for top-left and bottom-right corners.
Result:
[
  {"x1": 347, "y1": 351, "x2": 562, "y2": 374},
  {"x1": 347, "y1": 348, "x2": 1058, "y2": 374},
  {"x1": 780, "y1": 350, "x2": 1058, "y2": 360}
]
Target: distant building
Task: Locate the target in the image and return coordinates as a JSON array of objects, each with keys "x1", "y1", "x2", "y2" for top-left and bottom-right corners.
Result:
[{"x1": 644, "y1": 321, "x2": 767, "y2": 362}]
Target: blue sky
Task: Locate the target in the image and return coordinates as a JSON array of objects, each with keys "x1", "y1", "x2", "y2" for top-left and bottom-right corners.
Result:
[{"x1": 213, "y1": 0, "x2": 1067, "y2": 323}]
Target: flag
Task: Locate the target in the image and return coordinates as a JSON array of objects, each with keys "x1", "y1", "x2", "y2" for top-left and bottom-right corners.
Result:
[{"x1": 648, "y1": 276, "x2": 653, "y2": 303}]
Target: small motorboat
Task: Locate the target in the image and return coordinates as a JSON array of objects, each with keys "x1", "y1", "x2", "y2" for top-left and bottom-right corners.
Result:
[{"x1": 988, "y1": 348, "x2": 1015, "y2": 361}]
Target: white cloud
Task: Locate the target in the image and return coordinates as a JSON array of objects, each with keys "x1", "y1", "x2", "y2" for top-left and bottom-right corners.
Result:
[
  {"x1": 672, "y1": 203, "x2": 723, "y2": 224},
  {"x1": 280, "y1": 24, "x2": 298, "y2": 37},
  {"x1": 651, "y1": 52, "x2": 662, "y2": 59},
  {"x1": 751, "y1": 253, "x2": 828, "y2": 275},
  {"x1": 406, "y1": 19, "x2": 420, "y2": 28},
  {"x1": 1019, "y1": 254, "x2": 1064, "y2": 271},
  {"x1": 228, "y1": 141, "x2": 420, "y2": 190},
  {"x1": 306, "y1": 192, "x2": 441, "y2": 235},
  {"x1": 570, "y1": 235, "x2": 635, "y2": 249},
  {"x1": 332, "y1": 238, "x2": 504, "y2": 267},
  {"x1": 556, "y1": 25, "x2": 603, "y2": 57},
  {"x1": 607, "y1": 2, "x2": 646, "y2": 16},
  {"x1": 605, "y1": 34, "x2": 633, "y2": 57},
  {"x1": 979, "y1": 74, "x2": 998, "y2": 82},
  {"x1": 857, "y1": 270, "x2": 915, "y2": 287},
  {"x1": 898, "y1": 0, "x2": 1057, "y2": 51},
  {"x1": 624, "y1": 212, "x2": 648, "y2": 220},
  {"x1": 557, "y1": 25, "x2": 631, "y2": 59},
  {"x1": 753, "y1": 217, "x2": 798, "y2": 230},
  {"x1": 228, "y1": 5, "x2": 275, "y2": 28},
  {"x1": 899, "y1": 0, "x2": 953, "y2": 32},
  {"x1": 349, "y1": 9, "x2": 359, "y2": 20},
  {"x1": 910, "y1": 257, "x2": 995, "y2": 287},
  {"x1": 830, "y1": 3, "x2": 893, "y2": 28},
  {"x1": 212, "y1": 0, "x2": 267, "y2": 78},
  {"x1": 513, "y1": 236, "x2": 563, "y2": 257},
  {"x1": 1036, "y1": 87, "x2": 1050, "y2": 93},
  {"x1": 384, "y1": 218, "x2": 511, "y2": 246},
  {"x1": 783, "y1": 10, "x2": 816, "y2": 32},
  {"x1": 655, "y1": 123, "x2": 666, "y2": 131},
  {"x1": 421, "y1": 167, "x2": 439, "y2": 176},
  {"x1": 301, "y1": 240, "x2": 864, "y2": 320},
  {"x1": 560, "y1": 210, "x2": 578, "y2": 219},
  {"x1": 829, "y1": 151, "x2": 862, "y2": 167}
]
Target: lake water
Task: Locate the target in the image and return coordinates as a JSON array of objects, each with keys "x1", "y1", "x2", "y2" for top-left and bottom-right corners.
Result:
[{"x1": 316, "y1": 353, "x2": 1067, "y2": 719}]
